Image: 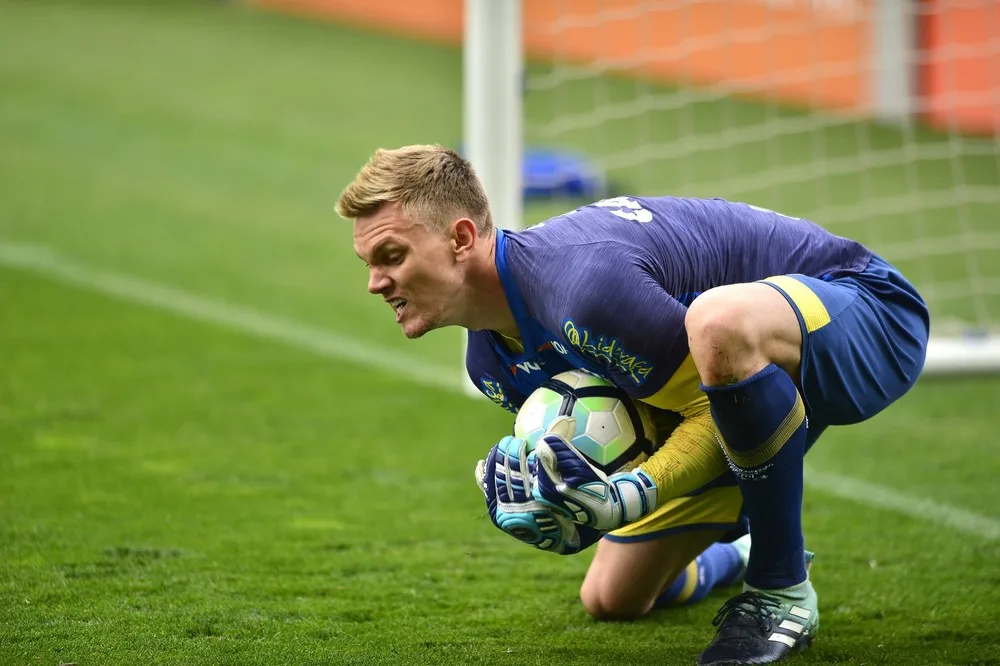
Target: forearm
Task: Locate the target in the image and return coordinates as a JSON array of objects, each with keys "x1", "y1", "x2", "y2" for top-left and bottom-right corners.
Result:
[{"x1": 637, "y1": 411, "x2": 729, "y2": 503}]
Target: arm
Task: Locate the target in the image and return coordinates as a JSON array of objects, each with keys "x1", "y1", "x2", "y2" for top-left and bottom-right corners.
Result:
[{"x1": 639, "y1": 410, "x2": 729, "y2": 501}]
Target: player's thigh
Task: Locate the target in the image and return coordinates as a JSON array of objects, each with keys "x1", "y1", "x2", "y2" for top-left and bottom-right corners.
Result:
[
  {"x1": 581, "y1": 529, "x2": 727, "y2": 620},
  {"x1": 685, "y1": 282, "x2": 804, "y2": 381},
  {"x1": 761, "y1": 257, "x2": 929, "y2": 425}
]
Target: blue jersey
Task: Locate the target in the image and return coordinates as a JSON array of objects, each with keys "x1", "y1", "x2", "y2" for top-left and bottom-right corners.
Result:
[{"x1": 466, "y1": 196, "x2": 873, "y2": 416}]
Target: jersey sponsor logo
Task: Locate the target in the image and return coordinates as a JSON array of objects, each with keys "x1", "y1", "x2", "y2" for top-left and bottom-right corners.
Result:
[
  {"x1": 535, "y1": 340, "x2": 568, "y2": 355},
  {"x1": 562, "y1": 319, "x2": 654, "y2": 386},
  {"x1": 511, "y1": 360, "x2": 542, "y2": 375},
  {"x1": 479, "y1": 378, "x2": 517, "y2": 414}
]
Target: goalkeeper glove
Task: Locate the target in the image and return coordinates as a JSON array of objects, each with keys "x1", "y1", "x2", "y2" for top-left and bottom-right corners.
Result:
[
  {"x1": 531, "y1": 416, "x2": 659, "y2": 531},
  {"x1": 475, "y1": 432, "x2": 603, "y2": 555}
]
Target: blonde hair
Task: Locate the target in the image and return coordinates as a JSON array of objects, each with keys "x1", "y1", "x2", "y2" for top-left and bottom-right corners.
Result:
[{"x1": 335, "y1": 145, "x2": 493, "y2": 235}]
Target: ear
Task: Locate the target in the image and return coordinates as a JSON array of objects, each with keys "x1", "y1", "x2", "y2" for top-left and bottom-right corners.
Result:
[{"x1": 451, "y1": 217, "x2": 477, "y2": 261}]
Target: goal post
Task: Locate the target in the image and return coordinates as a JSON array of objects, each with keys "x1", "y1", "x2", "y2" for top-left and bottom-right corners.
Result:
[
  {"x1": 462, "y1": 0, "x2": 523, "y2": 395},
  {"x1": 463, "y1": 0, "x2": 522, "y2": 233},
  {"x1": 464, "y1": 0, "x2": 1000, "y2": 376}
]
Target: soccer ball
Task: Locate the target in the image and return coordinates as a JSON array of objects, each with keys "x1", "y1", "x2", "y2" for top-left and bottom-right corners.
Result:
[{"x1": 514, "y1": 369, "x2": 657, "y2": 475}]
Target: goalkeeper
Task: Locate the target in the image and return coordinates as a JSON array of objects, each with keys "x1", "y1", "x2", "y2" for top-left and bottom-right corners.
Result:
[{"x1": 336, "y1": 146, "x2": 929, "y2": 666}]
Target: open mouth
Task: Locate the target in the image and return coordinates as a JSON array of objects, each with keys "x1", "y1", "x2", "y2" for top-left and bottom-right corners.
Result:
[{"x1": 388, "y1": 298, "x2": 407, "y2": 322}]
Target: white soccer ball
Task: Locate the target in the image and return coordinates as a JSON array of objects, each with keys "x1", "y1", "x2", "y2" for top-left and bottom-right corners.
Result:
[{"x1": 514, "y1": 369, "x2": 656, "y2": 475}]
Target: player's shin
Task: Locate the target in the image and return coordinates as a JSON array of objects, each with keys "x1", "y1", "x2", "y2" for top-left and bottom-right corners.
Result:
[
  {"x1": 702, "y1": 364, "x2": 808, "y2": 591},
  {"x1": 696, "y1": 365, "x2": 818, "y2": 665}
]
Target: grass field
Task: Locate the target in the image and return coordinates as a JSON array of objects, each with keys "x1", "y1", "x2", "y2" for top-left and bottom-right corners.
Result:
[{"x1": 2, "y1": 1, "x2": 1000, "y2": 664}]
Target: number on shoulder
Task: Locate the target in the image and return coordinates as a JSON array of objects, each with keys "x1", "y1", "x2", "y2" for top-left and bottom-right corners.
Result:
[{"x1": 593, "y1": 197, "x2": 653, "y2": 223}]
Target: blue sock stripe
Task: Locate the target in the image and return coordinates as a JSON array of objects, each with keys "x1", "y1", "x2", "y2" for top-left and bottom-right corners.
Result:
[
  {"x1": 655, "y1": 543, "x2": 743, "y2": 607},
  {"x1": 721, "y1": 392, "x2": 806, "y2": 470},
  {"x1": 704, "y1": 363, "x2": 801, "y2": 456},
  {"x1": 656, "y1": 561, "x2": 696, "y2": 607}
]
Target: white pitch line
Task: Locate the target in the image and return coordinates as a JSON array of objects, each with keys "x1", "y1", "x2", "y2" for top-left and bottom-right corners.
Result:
[
  {"x1": 3, "y1": 240, "x2": 999, "y2": 542},
  {"x1": 0, "y1": 241, "x2": 460, "y2": 393},
  {"x1": 804, "y1": 467, "x2": 1000, "y2": 541}
]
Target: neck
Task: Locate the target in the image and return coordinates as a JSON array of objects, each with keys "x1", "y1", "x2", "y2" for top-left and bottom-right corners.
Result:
[{"x1": 461, "y1": 230, "x2": 520, "y2": 338}]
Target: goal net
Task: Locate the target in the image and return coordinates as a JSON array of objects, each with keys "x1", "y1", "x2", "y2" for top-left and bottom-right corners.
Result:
[{"x1": 499, "y1": 0, "x2": 1000, "y2": 374}]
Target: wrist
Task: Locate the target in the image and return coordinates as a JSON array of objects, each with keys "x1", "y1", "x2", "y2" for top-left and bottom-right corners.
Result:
[{"x1": 609, "y1": 469, "x2": 658, "y2": 522}]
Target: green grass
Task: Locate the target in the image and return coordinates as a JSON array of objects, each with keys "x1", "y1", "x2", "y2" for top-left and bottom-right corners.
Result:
[{"x1": 1, "y1": 1, "x2": 1000, "y2": 664}]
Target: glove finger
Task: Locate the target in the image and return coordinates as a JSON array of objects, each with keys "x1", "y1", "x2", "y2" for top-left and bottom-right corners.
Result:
[
  {"x1": 474, "y1": 459, "x2": 488, "y2": 498},
  {"x1": 514, "y1": 437, "x2": 533, "y2": 503},
  {"x1": 538, "y1": 431, "x2": 610, "y2": 485},
  {"x1": 495, "y1": 435, "x2": 520, "y2": 458},
  {"x1": 533, "y1": 438, "x2": 562, "y2": 485},
  {"x1": 500, "y1": 437, "x2": 530, "y2": 504},
  {"x1": 494, "y1": 436, "x2": 519, "y2": 501},
  {"x1": 544, "y1": 414, "x2": 577, "y2": 441},
  {"x1": 482, "y1": 446, "x2": 502, "y2": 505},
  {"x1": 532, "y1": 435, "x2": 608, "y2": 525},
  {"x1": 531, "y1": 439, "x2": 575, "y2": 518},
  {"x1": 490, "y1": 438, "x2": 512, "y2": 503}
]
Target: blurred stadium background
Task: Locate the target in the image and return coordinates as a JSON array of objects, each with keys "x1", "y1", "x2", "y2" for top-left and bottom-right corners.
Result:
[{"x1": 1, "y1": 1, "x2": 999, "y2": 664}]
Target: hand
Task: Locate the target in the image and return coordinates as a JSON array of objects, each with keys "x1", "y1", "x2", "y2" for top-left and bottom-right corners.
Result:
[
  {"x1": 475, "y1": 434, "x2": 603, "y2": 555},
  {"x1": 531, "y1": 416, "x2": 659, "y2": 531}
]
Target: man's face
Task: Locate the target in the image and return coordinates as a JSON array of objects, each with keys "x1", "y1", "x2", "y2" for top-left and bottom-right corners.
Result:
[{"x1": 353, "y1": 202, "x2": 463, "y2": 339}]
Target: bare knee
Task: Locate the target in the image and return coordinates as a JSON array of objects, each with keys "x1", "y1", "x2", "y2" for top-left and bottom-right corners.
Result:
[
  {"x1": 579, "y1": 576, "x2": 654, "y2": 621},
  {"x1": 686, "y1": 285, "x2": 801, "y2": 383},
  {"x1": 686, "y1": 289, "x2": 761, "y2": 383}
]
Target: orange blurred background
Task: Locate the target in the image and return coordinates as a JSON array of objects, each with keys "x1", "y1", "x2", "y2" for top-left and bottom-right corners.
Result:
[{"x1": 259, "y1": 0, "x2": 998, "y2": 135}]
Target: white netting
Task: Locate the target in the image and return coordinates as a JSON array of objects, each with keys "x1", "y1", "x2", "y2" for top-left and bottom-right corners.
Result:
[{"x1": 522, "y1": 0, "x2": 1000, "y2": 346}]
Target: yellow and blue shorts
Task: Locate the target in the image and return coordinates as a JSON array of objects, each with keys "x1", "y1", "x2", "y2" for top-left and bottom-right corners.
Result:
[
  {"x1": 760, "y1": 253, "x2": 929, "y2": 427},
  {"x1": 606, "y1": 254, "x2": 929, "y2": 544}
]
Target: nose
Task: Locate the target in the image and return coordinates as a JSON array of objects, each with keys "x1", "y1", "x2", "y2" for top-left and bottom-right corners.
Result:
[{"x1": 368, "y1": 267, "x2": 392, "y2": 295}]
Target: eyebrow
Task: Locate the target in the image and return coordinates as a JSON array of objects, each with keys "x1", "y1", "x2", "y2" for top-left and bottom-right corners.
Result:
[{"x1": 357, "y1": 240, "x2": 401, "y2": 264}]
